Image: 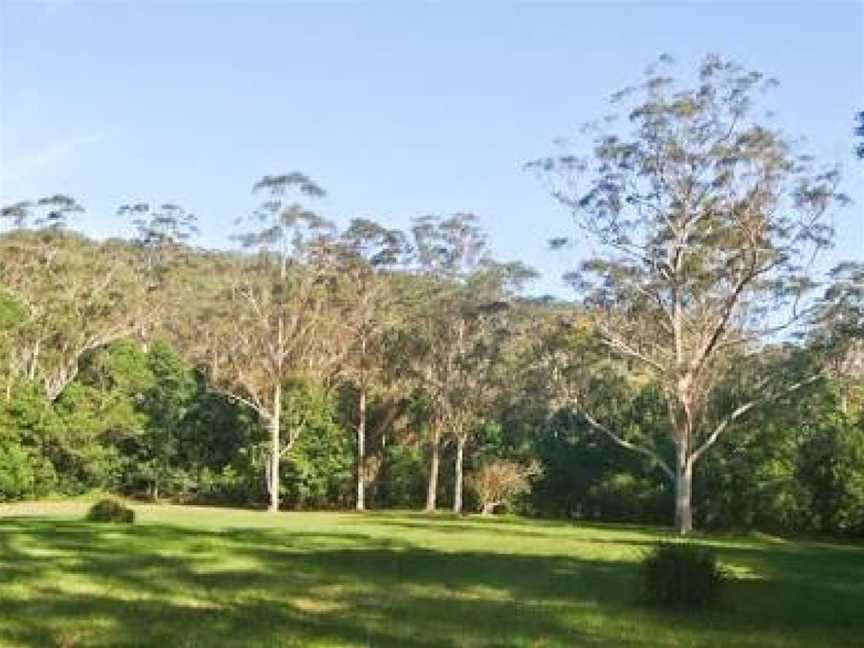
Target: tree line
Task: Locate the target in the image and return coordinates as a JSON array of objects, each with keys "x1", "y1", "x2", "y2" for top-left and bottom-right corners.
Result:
[{"x1": 1, "y1": 56, "x2": 861, "y2": 535}]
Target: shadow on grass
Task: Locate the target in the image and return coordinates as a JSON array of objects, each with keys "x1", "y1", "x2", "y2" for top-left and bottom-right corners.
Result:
[{"x1": 0, "y1": 517, "x2": 862, "y2": 647}]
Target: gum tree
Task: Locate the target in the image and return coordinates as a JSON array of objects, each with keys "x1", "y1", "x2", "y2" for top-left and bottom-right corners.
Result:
[
  {"x1": 336, "y1": 218, "x2": 409, "y2": 510},
  {"x1": 117, "y1": 201, "x2": 199, "y2": 346},
  {"x1": 0, "y1": 196, "x2": 148, "y2": 400},
  {"x1": 178, "y1": 173, "x2": 342, "y2": 512},
  {"x1": 530, "y1": 55, "x2": 847, "y2": 534},
  {"x1": 397, "y1": 214, "x2": 534, "y2": 513},
  {"x1": 399, "y1": 213, "x2": 489, "y2": 512}
]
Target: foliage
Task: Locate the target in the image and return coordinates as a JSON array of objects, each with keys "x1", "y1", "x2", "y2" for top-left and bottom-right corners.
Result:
[
  {"x1": 280, "y1": 380, "x2": 353, "y2": 509},
  {"x1": 469, "y1": 458, "x2": 540, "y2": 514},
  {"x1": 642, "y1": 542, "x2": 725, "y2": 609},
  {"x1": 0, "y1": 226, "x2": 149, "y2": 400},
  {"x1": 588, "y1": 473, "x2": 668, "y2": 523},
  {"x1": 0, "y1": 442, "x2": 37, "y2": 500},
  {"x1": 0, "y1": 383, "x2": 61, "y2": 499},
  {"x1": 371, "y1": 441, "x2": 427, "y2": 508},
  {"x1": 796, "y1": 413, "x2": 864, "y2": 535},
  {"x1": 529, "y1": 416, "x2": 671, "y2": 523},
  {"x1": 856, "y1": 111, "x2": 864, "y2": 159}
]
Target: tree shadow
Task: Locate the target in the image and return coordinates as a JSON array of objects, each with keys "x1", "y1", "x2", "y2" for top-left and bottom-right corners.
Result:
[{"x1": 0, "y1": 518, "x2": 861, "y2": 647}]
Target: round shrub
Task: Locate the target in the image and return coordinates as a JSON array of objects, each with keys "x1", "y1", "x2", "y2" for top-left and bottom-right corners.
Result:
[
  {"x1": 642, "y1": 541, "x2": 724, "y2": 609},
  {"x1": 86, "y1": 498, "x2": 135, "y2": 524}
]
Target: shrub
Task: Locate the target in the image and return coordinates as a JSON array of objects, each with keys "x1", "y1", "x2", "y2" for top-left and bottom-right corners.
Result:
[
  {"x1": 196, "y1": 465, "x2": 261, "y2": 505},
  {"x1": 642, "y1": 542, "x2": 724, "y2": 608},
  {"x1": 0, "y1": 443, "x2": 36, "y2": 501},
  {"x1": 587, "y1": 472, "x2": 668, "y2": 523},
  {"x1": 469, "y1": 459, "x2": 541, "y2": 515},
  {"x1": 86, "y1": 498, "x2": 135, "y2": 523}
]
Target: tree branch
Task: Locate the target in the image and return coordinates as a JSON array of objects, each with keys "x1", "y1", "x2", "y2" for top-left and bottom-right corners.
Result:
[
  {"x1": 207, "y1": 383, "x2": 270, "y2": 421},
  {"x1": 691, "y1": 374, "x2": 822, "y2": 464},
  {"x1": 579, "y1": 408, "x2": 675, "y2": 481}
]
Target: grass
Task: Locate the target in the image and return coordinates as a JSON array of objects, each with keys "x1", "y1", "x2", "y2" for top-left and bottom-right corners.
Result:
[{"x1": 0, "y1": 503, "x2": 862, "y2": 647}]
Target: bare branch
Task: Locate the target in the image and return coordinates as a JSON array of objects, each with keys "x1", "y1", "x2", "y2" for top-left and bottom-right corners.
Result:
[{"x1": 580, "y1": 408, "x2": 675, "y2": 481}]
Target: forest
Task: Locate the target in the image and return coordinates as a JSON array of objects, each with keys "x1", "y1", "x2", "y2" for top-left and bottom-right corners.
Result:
[{"x1": 2, "y1": 57, "x2": 862, "y2": 538}]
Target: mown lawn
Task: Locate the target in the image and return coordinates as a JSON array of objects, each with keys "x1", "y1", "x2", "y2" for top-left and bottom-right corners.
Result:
[{"x1": 0, "y1": 503, "x2": 862, "y2": 647}]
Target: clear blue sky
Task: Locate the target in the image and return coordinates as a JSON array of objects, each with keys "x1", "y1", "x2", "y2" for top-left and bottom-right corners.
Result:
[{"x1": 1, "y1": 1, "x2": 861, "y2": 295}]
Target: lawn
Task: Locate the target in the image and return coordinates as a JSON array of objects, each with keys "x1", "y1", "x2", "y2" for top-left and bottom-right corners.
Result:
[{"x1": 0, "y1": 503, "x2": 862, "y2": 647}]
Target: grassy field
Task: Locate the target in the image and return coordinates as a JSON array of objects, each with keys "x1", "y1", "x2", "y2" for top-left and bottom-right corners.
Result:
[{"x1": 0, "y1": 503, "x2": 862, "y2": 647}]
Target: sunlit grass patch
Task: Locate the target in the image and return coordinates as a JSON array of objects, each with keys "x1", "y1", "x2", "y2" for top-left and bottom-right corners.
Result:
[{"x1": 0, "y1": 503, "x2": 861, "y2": 647}]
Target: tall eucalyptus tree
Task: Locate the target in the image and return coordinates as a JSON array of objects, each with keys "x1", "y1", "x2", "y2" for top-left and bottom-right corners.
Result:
[
  {"x1": 530, "y1": 55, "x2": 848, "y2": 533},
  {"x1": 0, "y1": 196, "x2": 148, "y2": 400},
  {"x1": 117, "y1": 201, "x2": 199, "y2": 345},
  {"x1": 336, "y1": 218, "x2": 410, "y2": 510},
  {"x1": 396, "y1": 214, "x2": 535, "y2": 512},
  {"x1": 178, "y1": 173, "x2": 343, "y2": 511}
]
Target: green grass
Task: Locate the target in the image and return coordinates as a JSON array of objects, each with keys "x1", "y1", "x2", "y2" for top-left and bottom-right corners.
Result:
[{"x1": 0, "y1": 503, "x2": 862, "y2": 647}]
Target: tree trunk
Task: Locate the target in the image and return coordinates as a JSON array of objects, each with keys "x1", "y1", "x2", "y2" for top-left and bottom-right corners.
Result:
[
  {"x1": 452, "y1": 435, "x2": 465, "y2": 514},
  {"x1": 269, "y1": 382, "x2": 282, "y2": 513},
  {"x1": 356, "y1": 387, "x2": 366, "y2": 511},
  {"x1": 425, "y1": 425, "x2": 440, "y2": 512},
  {"x1": 28, "y1": 340, "x2": 39, "y2": 381},
  {"x1": 674, "y1": 445, "x2": 693, "y2": 535}
]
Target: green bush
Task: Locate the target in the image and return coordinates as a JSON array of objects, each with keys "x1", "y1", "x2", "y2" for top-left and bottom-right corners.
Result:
[
  {"x1": 196, "y1": 465, "x2": 261, "y2": 505},
  {"x1": 642, "y1": 542, "x2": 724, "y2": 608},
  {"x1": 587, "y1": 472, "x2": 668, "y2": 523},
  {"x1": 86, "y1": 498, "x2": 135, "y2": 523},
  {"x1": 0, "y1": 443, "x2": 36, "y2": 501}
]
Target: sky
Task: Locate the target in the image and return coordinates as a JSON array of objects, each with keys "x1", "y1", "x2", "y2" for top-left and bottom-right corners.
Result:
[{"x1": 1, "y1": 0, "x2": 862, "y2": 296}]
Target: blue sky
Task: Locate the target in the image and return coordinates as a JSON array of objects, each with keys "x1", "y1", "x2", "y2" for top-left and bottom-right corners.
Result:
[{"x1": 1, "y1": 1, "x2": 861, "y2": 295}]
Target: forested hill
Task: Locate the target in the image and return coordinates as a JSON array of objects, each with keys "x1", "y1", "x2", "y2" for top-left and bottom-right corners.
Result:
[{"x1": 1, "y1": 210, "x2": 861, "y2": 535}]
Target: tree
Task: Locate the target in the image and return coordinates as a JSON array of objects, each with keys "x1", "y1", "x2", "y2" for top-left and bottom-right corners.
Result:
[
  {"x1": 395, "y1": 214, "x2": 489, "y2": 512},
  {"x1": 855, "y1": 111, "x2": 864, "y2": 159},
  {"x1": 118, "y1": 201, "x2": 199, "y2": 275},
  {"x1": 1, "y1": 194, "x2": 82, "y2": 232},
  {"x1": 529, "y1": 55, "x2": 847, "y2": 534},
  {"x1": 443, "y1": 264, "x2": 536, "y2": 514},
  {"x1": 396, "y1": 214, "x2": 534, "y2": 513},
  {"x1": 117, "y1": 201, "x2": 199, "y2": 345},
  {"x1": 136, "y1": 340, "x2": 198, "y2": 500},
  {"x1": 0, "y1": 198, "x2": 149, "y2": 400},
  {"x1": 335, "y1": 218, "x2": 409, "y2": 510},
  {"x1": 814, "y1": 262, "x2": 864, "y2": 415},
  {"x1": 0, "y1": 289, "x2": 27, "y2": 400},
  {"x1": 178, "y1": 173, "x2": 343, "y2": 512},
  {"x1": 279, "y1": 378, "x2": 353, "y2": 509}
]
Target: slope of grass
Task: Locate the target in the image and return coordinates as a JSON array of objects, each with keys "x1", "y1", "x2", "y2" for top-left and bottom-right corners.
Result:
[{"x1": 0, "y1": 502, "x2": 862, "y2": 647}]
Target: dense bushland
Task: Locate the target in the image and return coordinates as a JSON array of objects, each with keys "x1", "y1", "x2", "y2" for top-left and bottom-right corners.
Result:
[{"x1": 1, "y1": 321, "x2": 862, "y2": 535}]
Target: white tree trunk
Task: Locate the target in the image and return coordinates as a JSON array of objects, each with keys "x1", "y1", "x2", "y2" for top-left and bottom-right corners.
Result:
[
  {"x1": 425, "y1": 425, "x2": 440, "y2": 512},
  {"x1": 452, "y1": 435, "x2": 465, "y2": 514},
  {"x1": 356, "y1": 387, "x2": 366, "y2": 511},
  {"x1": 674, "y1": 445, "x2": 693, "y2": 535},
  {"x1": 269, "y1": 382, "x2": 281, "y2": 513}
]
